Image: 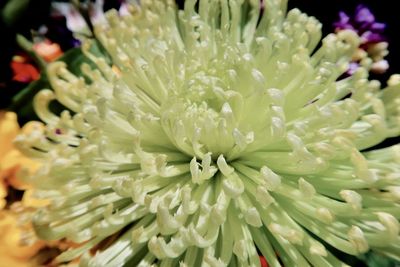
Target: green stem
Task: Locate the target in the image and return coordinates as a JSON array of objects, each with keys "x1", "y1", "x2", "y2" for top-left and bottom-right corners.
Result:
[{"x1": 16, "y1": 34, "x2": 47, "y2": 70}]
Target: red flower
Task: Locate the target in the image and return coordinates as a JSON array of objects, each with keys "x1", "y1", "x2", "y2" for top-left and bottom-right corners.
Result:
[{"x1": 10, "y1": 55, "x2": 40, "y2": 83}]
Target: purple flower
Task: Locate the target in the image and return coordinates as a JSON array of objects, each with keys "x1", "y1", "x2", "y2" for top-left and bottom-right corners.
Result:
[
  {"x1": 334, "y1": 4, "x2": 389, "y2": 76},
  {"x1": 334, "y1": 5, "x2": 386, "y2": 44},
  {"x1": 334, "y1": 12, "x2": 354, "y2": 31},
  {"x1": 354, "y1": 5, "x2": 375, "y2": 24}
]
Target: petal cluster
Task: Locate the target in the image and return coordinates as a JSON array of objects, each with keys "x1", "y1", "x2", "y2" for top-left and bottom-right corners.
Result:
[
  {"x1": 0, "y1": 112, "x2": 51, "y2": 266},
  {"x1": 17, "y1": 0, "x2": 400, "y2": 266},
  {"x1": 334, "y1": 5, "x2": 389, "y2": 74}
]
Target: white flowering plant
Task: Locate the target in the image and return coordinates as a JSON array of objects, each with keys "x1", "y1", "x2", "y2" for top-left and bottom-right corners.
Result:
[{"x1": 11, "y1": 0, "x2": 400, "y2": 266}]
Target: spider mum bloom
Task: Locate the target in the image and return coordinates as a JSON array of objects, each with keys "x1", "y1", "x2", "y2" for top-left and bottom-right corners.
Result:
[{"x1": 17, "y1": 0, "x2": 400, "y2": 266}]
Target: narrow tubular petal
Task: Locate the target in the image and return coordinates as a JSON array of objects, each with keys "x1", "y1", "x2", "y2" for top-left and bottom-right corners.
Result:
[{"x1": 19, "y1": 0, "x2": 400, "y2": 266}]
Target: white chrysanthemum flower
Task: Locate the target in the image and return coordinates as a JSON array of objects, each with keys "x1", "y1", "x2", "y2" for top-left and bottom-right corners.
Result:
[{"x1": 16, "y1": 0, "x2": 400, "y2": 266}]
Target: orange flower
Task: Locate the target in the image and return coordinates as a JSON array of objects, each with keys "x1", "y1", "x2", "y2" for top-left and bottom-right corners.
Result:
[{"x1": 33, "y1": 40, "x2": 63, "y2": 62}]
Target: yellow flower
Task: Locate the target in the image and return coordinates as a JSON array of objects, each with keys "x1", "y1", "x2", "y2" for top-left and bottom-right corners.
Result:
[
  {"x1": 0, "y1": 112, "x2": 49, "y2": 265},
  {"x1": 0, "y1": 112, "x2": 42, "y2": 196},
  {"x1": 0, "y1": 210, "x2": 44, "y2": 267},
  {"x1": 0, "y1": 182, "x2": 6, "y2": 209}
]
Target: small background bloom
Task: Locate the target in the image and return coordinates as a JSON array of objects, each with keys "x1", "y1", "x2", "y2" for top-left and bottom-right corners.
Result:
[
  {"x1": 289, "y1": 0, "x2": 400, "y2": 84},
  {"x1": 0, "y1": 112, "x2": 46, "y2": 266},
  {"x1": 333, "y1": 4, "x2": 389, "y2": 75}
]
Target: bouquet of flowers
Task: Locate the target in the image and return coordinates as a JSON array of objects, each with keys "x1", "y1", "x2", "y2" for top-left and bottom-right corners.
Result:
[{"x1": 1, "y1": 0, "x2": 399, "y2": 266}]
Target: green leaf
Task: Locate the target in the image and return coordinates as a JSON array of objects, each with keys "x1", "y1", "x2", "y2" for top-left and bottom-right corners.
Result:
[
  {"x1": 10, "y1": 76, "x2": 49, "y2": 124},
  {"x1": 59, "y1": 46, "x2": 96, "y2": 75},
  {"x1": 361, "y1": 251, "x2": 400, "y2": 267},
  {"x1": 16, "y1": 34, "x2": 46, "y2": 70},
  {"x1": 1, "y1": 0, "x2": 30, "y2": 26}
]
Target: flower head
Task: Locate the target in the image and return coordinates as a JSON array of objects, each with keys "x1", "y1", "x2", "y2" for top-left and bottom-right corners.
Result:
[
  {"x1": 334, "y1": 5, "x2": 389, "y2": 74},
  {"x1": 33, "y1": 40, "x2": 63, "y2": 62},
  {"x1": 0, "y1": 112, "x2": 52, "y2": 266},
  {"x1": 18, "y1": 0, "x2": 400, "y2": 266},
  {"x1": 52, "y1": 0, "x2": 131, "y2": 37},
  {"x1": 10, "y1": 56, "x2": 40, "y2": 83},
  {"x1": 334, "y1": 5, "x2": 386, "y2": 44},
  {"x1": 0, "y1": 112, "x2": 42, "y2": 199},
  {"x1": 0, "y1": 210, "x2": 45, "y2": 267}
]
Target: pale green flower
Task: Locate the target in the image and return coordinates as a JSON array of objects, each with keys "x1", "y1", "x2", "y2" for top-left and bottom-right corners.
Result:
[{"x1": 16, "y1": 0, "x2": 400, "y2": 266}]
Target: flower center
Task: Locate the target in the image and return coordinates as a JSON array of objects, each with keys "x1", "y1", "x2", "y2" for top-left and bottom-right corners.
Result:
[{"x1": 161, "y1": 95, "x2": 254, "y2": 161}]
